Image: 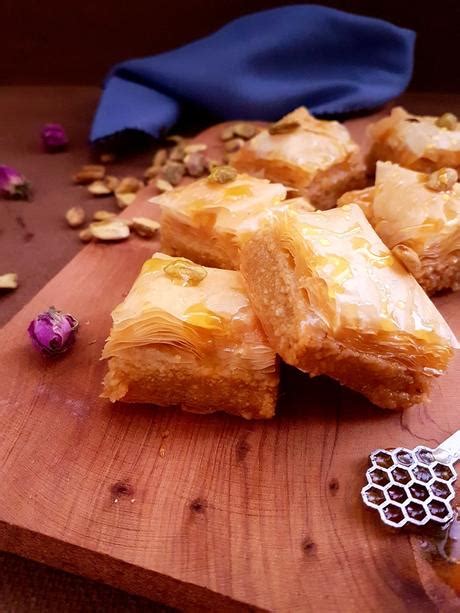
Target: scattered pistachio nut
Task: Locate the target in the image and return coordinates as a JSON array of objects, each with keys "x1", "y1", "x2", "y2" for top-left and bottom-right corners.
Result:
[
  {"x1": 167, "y1": 134, "x2": 184, "y2": 144},
  {"x1": 131, "y1": 217, "x2": 161, "y2": 238},
  {"x1": 93, "y1": 210, "x2": 116, "y2": 222},
  {"x1": 153, "y1": 148, "x2": 168, "y2": 167},
  {"x1": 73, "y1": 164, "x2": 106, "y2": 184},
  {"x1": 435, "y1": 113, "x2": 458, "y2": 130},
  {"x1": 184, "y1": 143, "x2": 207, "y2": 154},
  {"x1": 162, "y1": 161, "x2": 185, "y2": 186},
  {"x1": 90, "y1": 219, "x2": 130, "y2": 241},
  {"x1": 268, "y1": 120, "x2": 300, "y2": 135},
  {"x1": 392, "y1": 244, "x2": 422, "y2": 274},
  {"x1": 184, "y1": 152, "x2": 207, "y2": 177},
  {"x1": 208, "y1": 165, "x2": 237, "y2": 184},
  {"x1": 0, "y1": 272, "x2": 18, "y2": 290},
  {"x1": 105, "y1": 176, "x2": 119, "y2": 192},
  {"x1": 224, "y1": 138, "x2": 245, "y2": 153},
  {"x1": 220, "y1": 126, "x2": 235, "y2": 141},
  {"x1": 65, "y1": 206, "x2": 86, "y2": 228},
  {"x1": 144, "y1": 165, "x2": 161, "y2": 180},
  {"x1": 78, "y1": 227, "x2": 93, "y2": 243},
  {"x1": 156, "y1": 178, "x2": 174, "y2": 192},
  {"x1": 164, "y1": 259, "x2": 207, "y2": 286},
  {"x1": 169, "y1": 145, "x2": 185, "y2": 162},
  {"x1": 87, "y1": 179, "x2": 112, "y2": 196},
  {"x1": 116, "y1": 176, "x2": 143, "y2": 194},
  {"x1": 99, "y1": 152, "x2": 116, "y2": 163},
  {"x1": 426, "y1": 167, "x2": 458, "y2": 192},
  {"x1": 206, "y1": 158, "x2": 221, "y2": 171},
  {"x1": 233, "y1": 123, "x2": 258, "y2": 139},
  {"x1": 115, "y1": 192, "x2": 136, "y2": 209}
]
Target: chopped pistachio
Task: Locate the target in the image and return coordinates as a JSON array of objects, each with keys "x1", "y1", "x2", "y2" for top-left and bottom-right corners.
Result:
[
  {"x1": 435, "y1": 113, "x2": 458, "y2": 130},
  {"x1": 156, "y1": 178, "x2": 174, "y2": 192},
  {"x1": 162, "y1": 161, "x2": 185, "y2": 186},
  {"x1": 152, "y1": 148, "x2": 168, "y2": 167},
  {"x1": 220, "y1": 125, "x2": 235, "y2": 141},
  {"x1": 164, "y1": 259, "x2": 207, "y2": 286},
  {"x1": 184, "y1": 152, "x2": 207, "y2": 177},
  {"x1": 392, "y1": 244, "x2": 422, "y2": 274},
  {"x1": 116, "y1": 176, "x2": 143, "y2": 194},
  {"x1": 105, "y1": 176, "x2": 119, "y2": 192},
  {"x1": 169, "y1": 145, "x2": 185, "y2": 162},
  {"x1": 87, "y1": 179, "x2": 112, "y2": 196},
  {"x1": 131, "y1": 217, "x2": 160, "y2": 238},
  {"x1": 0, "y1": 273, "x2": 18, "y2": 290},
  {"x1": 115, "y1": 192, "x2": 136, "y2": 209},
  {"x1": 78, "y1": 227, "x2": 93, "y2": 243},
  {"x1": 167, "y1": 134, "x2": 184, "y2": 144},
  {"x1": 224, "y1": 138, "x2": 245, "y2": 153},
  {"x1": 268, "y1": 120, "x2": 300, "y2": 135},
  {"x1": 73, "y1": 165, "x2": 106, "y2": 185},
  {"x1": 426, "y1": 167, "x2": 458, "y2": 192},
  {"x1": 206, "y1": 158, "x2": 221, "y2": 171},
  {"x1": 93, "y1": 210, "x2": 116, "y2": 221},
  {"x1": 90, "y1": 219, "x2": 130, "y2": 241},
  {"x1": 208, "y1": 165, "x2": 237, "y2": 184},
  {"x1": 184, "y1": 143, "x2": 207, "y2": 154},
  {"x1": 99, "y1": 152, "x2": 116, "y2": 163},
  {"x1": 233, "y1": 123, "x2": 258, "y2": 139},
  {"x1": 65, "y1": 206, "x2": 86, "y2": 228}
]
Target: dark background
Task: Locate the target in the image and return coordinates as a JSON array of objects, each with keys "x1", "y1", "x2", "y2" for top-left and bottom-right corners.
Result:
[{"x1": 3, "y1": 0, "x2": 460, "y2": 91}]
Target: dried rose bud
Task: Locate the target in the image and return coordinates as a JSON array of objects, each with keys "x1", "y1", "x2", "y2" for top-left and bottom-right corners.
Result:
[
  {"x1": 0, "y1": 165, "x2": 31, "y2": 200},
  {"x1": 28, "y1": 306, "x2": 78, "y2": 356},
  {"x1": 41, "y1": 123, "x2": 69, "y2": 153}
]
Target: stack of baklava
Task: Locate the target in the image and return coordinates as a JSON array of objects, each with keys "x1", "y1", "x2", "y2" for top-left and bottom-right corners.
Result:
[{"x1": 102, "y1": 106, "x2": 459, "y2": 418}]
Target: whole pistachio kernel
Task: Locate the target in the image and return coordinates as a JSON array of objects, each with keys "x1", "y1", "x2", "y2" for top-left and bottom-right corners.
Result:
[
  {"x1": 426, "y1": 167, "x2": 458, "y2": 192},
  {"x1": 435, "y1": 112, "x2": 458, "y2": 130},
  {"x1": 208, "y1": 165, "x2": 237, "y2": 184},
  {"x1": 268, "y1": 120, "x2": 300, "y2": 135},
  {"x1": 164, "y1": 259, "x2": 207, "y2": 286}
]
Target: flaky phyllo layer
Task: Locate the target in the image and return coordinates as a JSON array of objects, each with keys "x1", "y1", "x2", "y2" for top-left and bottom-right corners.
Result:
[
  {"x1": 232, "y1": 106, "x2": 360, "y2": 182},
  {"x1": 276, "y1": 205, "x2": 458, "y2": 374},
  {"x1": 338, "y1": 162, "x2": 460, "y2": 291},
  {"x1": 367, "y1": 107, "x2": 460, "y2": 171},
  {"x1": 151, "y1": 172, "x2": 298, "y2": 237},
  {"x1": 102, "y1": 253, "x2": 277, "y2": 375}
]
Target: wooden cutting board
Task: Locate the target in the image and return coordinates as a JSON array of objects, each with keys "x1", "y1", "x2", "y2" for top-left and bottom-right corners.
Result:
[{"x1": 1, "y1": 114, "x2": 460, "y2": 612}]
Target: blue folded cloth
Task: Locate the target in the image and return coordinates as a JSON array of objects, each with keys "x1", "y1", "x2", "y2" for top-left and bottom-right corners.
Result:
[{"x1": 91, "y1": 5, "x2": 415, "y2": 143}]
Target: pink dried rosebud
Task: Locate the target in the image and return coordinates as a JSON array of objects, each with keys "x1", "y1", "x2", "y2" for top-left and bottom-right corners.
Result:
[
  {"x1": 0, "y1": 165, "x2": 31, "y2": 200},
  {"x1": 28, "y1": 306, "x2": 79, "y2": 356},
  {"x1": 41, "y1": 123, "x2": 69, "y2": 152}
]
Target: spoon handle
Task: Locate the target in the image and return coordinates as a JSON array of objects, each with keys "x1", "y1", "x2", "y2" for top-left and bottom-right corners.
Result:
[{"x1": 434, "y1": 430, "x2": 460, "y2": 463}]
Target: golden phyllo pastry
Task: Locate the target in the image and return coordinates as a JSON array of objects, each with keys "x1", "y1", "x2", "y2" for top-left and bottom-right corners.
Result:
[
  {"x1": 338, "y1": 161, "x2": 460, "y2": 295},
  {"x1": 240, "y1": 204, "x2": 458, "y2": 410},
  {"x1": 102, "y1": 253, "x2": 279, "y2": 419},
  {"x1": 152, "y1": 167, "x2": 313, "y2": 269},
  {"x1": 230, "y1": 106, "x2": 366, "y2": 210},
  {"x1": 367, "y1": 107, "x2": 460, "y2": 174}
]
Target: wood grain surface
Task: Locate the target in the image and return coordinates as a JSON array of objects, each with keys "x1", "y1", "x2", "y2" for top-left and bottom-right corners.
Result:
[{"x1": 1, "y1": 116, "x2": 460, "y2": 612}]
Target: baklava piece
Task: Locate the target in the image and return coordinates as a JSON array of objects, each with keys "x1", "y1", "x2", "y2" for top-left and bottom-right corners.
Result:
[
  {"x1": 230, "y1": 106, "x2": 366, "y2": 210},
  {"x1": 338, "y1": 161, "x2": 460, "y2": 295},
  {"x1": 152, "y1": 168, "x2": 313, "y2": 270},
  {"x1": 240, "y1": 205, "x2": 457, "y2": 410},
  {"x1": 102, "y1": 253, "x2": 279, "y2": 419},
  {"x1": 367, "y1": 107, "x2": 460, "y2": 174}
]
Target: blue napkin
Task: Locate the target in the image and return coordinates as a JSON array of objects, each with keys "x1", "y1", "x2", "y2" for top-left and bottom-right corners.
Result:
[{"x1": 91, "y1": 5, "x2": 415, "y2": 143}]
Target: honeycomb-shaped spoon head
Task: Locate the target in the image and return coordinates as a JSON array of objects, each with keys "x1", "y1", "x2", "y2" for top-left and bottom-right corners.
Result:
[{"x1": 361, "y1": 446, "x2": 457, "y2": 528}]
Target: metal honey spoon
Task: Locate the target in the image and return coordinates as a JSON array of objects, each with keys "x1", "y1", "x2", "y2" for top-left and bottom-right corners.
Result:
[{"x1": 361, "y1": 431, "x2": 460, "y2": 528}]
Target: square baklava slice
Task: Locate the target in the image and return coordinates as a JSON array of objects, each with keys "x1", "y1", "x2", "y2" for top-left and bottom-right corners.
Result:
[
  {"x1": 367, "y1": 106, "x2": 460, "y2": 174},
  {"x1": 102, "y1": 253, "x2": 279, "y2": 419},
  {"x1": 338, "y1": 161, "x2": 460, "y2": 295},
  {"x1": 230, "y1": 106, "x2": 366, "y2": 210},
  {"x1": 240, "y1": 205, "x2": 457, "y2": 410},
  {"x1": 152, "y1": 167, "x2": 313, "y2": 270}
]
